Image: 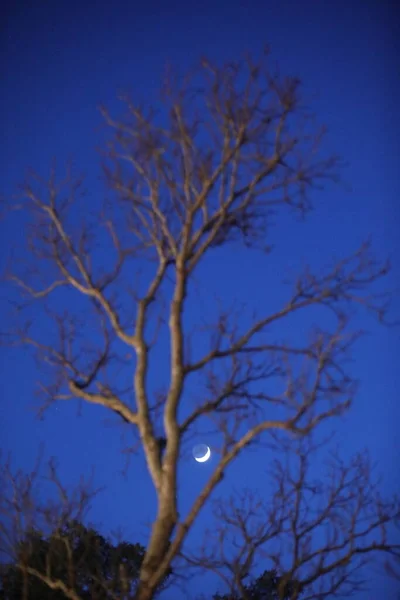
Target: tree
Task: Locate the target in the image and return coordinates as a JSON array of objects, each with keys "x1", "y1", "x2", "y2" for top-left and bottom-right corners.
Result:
[
  {"x1": 184, "y1": 433, "x2": 400, "y2": 599},
  {"x1": 0, "y1": 522, "x2": 148, "y2": 600},
  {"x1": 2, "y1": 48, "x2": 399, "y2": 599},
  {"x1": 0, "y1": 459, "x2": 171, "y2": 600},
  {"x1": 211, "y1": 569, "x2": 303, "y2": 599}
]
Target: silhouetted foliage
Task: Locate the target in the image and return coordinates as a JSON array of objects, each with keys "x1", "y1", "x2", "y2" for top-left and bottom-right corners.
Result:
[
  {"x1": 211, "y1": 569, "x2": 303, "y2": 599},
  {"x1": 0, "y1": 520, "x2": 170, "y2": 599}
]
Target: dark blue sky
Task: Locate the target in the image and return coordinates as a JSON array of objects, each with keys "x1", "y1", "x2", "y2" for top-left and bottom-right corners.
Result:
[{"x1": 1, "y1": 1, "x2": 399, "y2": 598}]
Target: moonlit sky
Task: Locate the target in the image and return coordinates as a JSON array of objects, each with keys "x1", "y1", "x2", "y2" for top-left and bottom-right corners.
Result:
[{"x1": 1, "y1": 1, "x2": 399, "y2": 598}]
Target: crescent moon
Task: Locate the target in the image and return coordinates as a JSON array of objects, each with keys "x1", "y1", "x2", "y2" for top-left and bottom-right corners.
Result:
[{"x1": 194, "y1": 445, "x2": 211, "y2": 463}]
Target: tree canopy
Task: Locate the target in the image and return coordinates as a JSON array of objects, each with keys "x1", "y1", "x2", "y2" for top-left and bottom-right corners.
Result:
[
  {"x1": 0, "y1": 520, "x2": 170, "y2": 600},
  {"x1": 211, "y1": 569, "x2": 303, "y2": 600}
]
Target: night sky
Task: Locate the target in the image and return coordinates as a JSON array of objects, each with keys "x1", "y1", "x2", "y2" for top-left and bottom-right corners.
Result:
[{"x1": 1, "y1": 1, "x2": 399, "y2": 598}]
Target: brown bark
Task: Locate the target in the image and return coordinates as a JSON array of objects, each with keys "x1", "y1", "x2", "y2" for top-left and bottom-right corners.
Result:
[{"x1": 2, "y1": 50, "x2": 397, "y2": 599}]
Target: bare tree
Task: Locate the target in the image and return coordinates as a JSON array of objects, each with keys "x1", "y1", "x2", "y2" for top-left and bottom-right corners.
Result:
[
  {"x1": 183, "y1": 434, "x2": 400, "y2": 599},
  {"x1": 2, "y1": 49, "x2": 396, "y2": 599}
]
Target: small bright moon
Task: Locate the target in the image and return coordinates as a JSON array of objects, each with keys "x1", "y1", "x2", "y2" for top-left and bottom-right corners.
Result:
[{"x1": 193, "y1": 444, "x2": 211, "y2": 463}]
